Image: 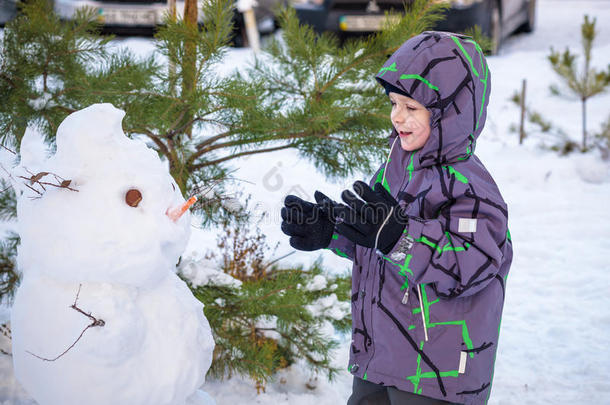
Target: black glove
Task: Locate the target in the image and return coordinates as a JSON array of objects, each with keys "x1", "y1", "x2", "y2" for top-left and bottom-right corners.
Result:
[
  {"x1": 316, "y1": 181, "x2": 408, "y2": 254},
  {"x1": 280, "y1": 193, "x2": 335, "y2": 251}
]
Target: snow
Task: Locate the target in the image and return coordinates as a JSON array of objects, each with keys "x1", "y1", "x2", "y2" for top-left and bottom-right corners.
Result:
[
  {"x1": 2, "y1": 0, "x2": 610, "y2": 403},
  {"x1": 26, "y1": 92, "x2": 54, "y2": 112},
  {"x1": 178, "y1": 254, "x2": 243, "y2": 288},
  {"x1": 306, "y1": 294, "x2": 350, "y2": 321},
  {"x1": 235, "y1": 0, "x2": 258, "y2": 12},
  {"x1": 304, "y1": 274, "x2": 327, "y2": 291}
]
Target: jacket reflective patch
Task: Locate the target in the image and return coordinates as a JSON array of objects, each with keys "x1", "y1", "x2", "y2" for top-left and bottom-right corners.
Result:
[
  {"x1": 459, "y1": 351, "x2": 467, "y2": 374},
  {"x1": 458, "y1": 218, "x2": 477, "y2": 233}
]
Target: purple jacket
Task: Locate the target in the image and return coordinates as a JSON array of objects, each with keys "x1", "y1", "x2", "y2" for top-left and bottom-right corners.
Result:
[{"x1": 328, "y1": 32, "x2": 512, "y2": 404}]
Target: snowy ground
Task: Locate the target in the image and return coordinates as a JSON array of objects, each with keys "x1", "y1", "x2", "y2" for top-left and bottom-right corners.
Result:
[{"x1": 2, "y1": 0, "x2": 610, "y2": 403}]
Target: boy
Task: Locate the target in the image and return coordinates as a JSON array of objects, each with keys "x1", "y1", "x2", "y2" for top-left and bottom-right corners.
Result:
[{"x1": 281, "y1": 31, "x2": 512, "y2": 405}]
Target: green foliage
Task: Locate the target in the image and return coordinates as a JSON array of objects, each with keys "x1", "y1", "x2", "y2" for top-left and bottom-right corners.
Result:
[
  {"x1": 0, "y1": 232, "x2": 20, "y2": 304},
  {"x1": 0, "y1": 176, "x2": 18, "y2": 302},
  {"x1": 509, "y1": 90, "x2": 576, "y2": 154},
  {"x1": 244, "y1": 0, "x2": 449, "y2": 180},
  {"x1": 593, "y1": 115, "x2": 610, "y2": 160},
  {"x1": 0, "y1": 0, "x2": 110, "y2": 145},
  {"x1": 463, "y1": 25, "x2": 493, "y2": 55},
  {"x1": 547, "y1": 15, "x2": 610, "y2": 150},
  {"x1": 0, "y1": 179, "x2": 17, "y2": 221},
  {"x1": 190, "y1": 265, "x2": 351, "y2": 386},
  {"x1": 185, "y1": 202, "x2": 350, "y2": 387},
  {"x1": 528, "y1": 111, "x2": 553, "y2": 133}
]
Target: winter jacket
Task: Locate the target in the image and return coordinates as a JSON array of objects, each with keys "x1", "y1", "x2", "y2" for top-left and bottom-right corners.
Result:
[{"x1": 327, "y1": 31, "x2": 513, "y2": 405}]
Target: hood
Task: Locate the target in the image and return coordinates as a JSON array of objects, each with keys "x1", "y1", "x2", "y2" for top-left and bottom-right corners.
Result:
[{"x1": 376, "y1": 31, "x2": 491, "y2": 169}]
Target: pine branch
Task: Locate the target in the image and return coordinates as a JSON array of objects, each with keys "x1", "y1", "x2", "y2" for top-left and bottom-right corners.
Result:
[
  {"x1": 191, "y1": 144, "x2": 294, "y2": 169},
  {"x1": 133, "y1": 128, "x2": 171, "y2": 156}
]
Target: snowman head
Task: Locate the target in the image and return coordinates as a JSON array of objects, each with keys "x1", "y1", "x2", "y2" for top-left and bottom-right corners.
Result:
[{"x1": 16, "y1": 104, "x2": 192, "y2": 287}]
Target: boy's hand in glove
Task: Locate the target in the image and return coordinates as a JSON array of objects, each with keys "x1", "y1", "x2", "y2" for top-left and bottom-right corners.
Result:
[
  {"x1": 316, "y1": 181, "x2": 408, "y2": 255},
  {"x1": 280, "y1": 194, "x2": 335, "y2": 251}
]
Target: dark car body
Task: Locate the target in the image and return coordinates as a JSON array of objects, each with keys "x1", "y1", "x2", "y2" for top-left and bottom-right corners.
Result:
[
  {"x1": 0, "y1": 0, "x2": 279, "y2": 39},
  {"x1": 294, "y1": 0, "x2": 536, "y2": 52}
]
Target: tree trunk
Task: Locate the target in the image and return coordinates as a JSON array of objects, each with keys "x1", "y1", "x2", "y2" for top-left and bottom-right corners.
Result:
[
  {"x1": 170, "y1": 162, "x2": 189, "y2": 194},
  {"x1": 582, "y1": 97, "x2": 587, "y2": 151},
  {"x1": 519, "y1": 79, "x2": 526, "y2": 145},
  {"x1": 182, "y1": 0, "x2": 198, "y2": 139}
]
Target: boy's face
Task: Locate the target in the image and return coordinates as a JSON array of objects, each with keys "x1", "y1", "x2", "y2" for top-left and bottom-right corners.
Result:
[{"x1": 389, "y1": 92, "x2": 431, "y2": 152}]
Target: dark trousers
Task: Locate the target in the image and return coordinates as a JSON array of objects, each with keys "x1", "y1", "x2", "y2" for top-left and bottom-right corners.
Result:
[{"x1": 347, "y1": 377, "x2": 460, "y2": 405}]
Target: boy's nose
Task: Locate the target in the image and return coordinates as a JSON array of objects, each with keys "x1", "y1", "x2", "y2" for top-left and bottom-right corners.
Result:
[{"x1": 393, "y1": 112, "x2": 414, "y2": 126}]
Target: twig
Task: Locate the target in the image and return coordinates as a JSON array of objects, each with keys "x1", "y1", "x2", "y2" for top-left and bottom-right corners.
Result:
[
  {"x1": 39, "y1": 181, "x2": 78, "y2": 192},
  {"x1": 23, "y1": 182, "x2": 42, "y2": 196},
  {"x1": 19, "y1": 169, "x2": 78, "y2": 195},
  {"x1": 0, "y1": 144, "x2": 16, "y2": 155},
  {"x1": 262, "y1": 251, "x2": 296, "y2": 271},
  {"x1": 27, "y1": 284, "x2": 105, "y2": 362}
]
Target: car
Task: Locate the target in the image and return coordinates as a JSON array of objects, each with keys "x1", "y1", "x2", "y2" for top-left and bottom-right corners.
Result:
[
  {"x1": 54, "y1": 0, "x2": 178, "y2": 33},
  {"x1": 55, "y1": 0, "x2": 278, "y2": 37},
  {"x1": 0, "y1": 0, "x2": 18, "y2": 26},
  {"x1": 1, "y1": 0, "x2": 278, "y2": 41},
  {"x1": 291, "y1": 0, "x2": 537, "y2": 53}
]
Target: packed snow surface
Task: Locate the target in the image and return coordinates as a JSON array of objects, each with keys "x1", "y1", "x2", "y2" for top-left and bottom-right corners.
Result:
[
  {"x1": 9, "y1": 105, "x2": 216, "y2": 405},
  {"x1": 1, "y1": 0, "x2": 610, "y2": 404}
]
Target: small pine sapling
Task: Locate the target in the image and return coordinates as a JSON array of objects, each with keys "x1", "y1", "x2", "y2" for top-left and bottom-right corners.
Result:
[
  {"x1": 548, "y1": 15, "x2": 610, "y2": 151},
  {"x1": 509, "y1": 89, "x2": 579, "y2": 155},
  {"x1": 593, "y1": 115, "x2": 610, "y2": 161}
]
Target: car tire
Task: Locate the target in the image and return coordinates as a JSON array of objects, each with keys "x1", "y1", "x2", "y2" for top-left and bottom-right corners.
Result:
[
  {"x1": 488, "y1": 0, "x2": 501, "y2": 55},
  {"x1": 517, "y1": 0, "x2": 536, "y2": 33},
  {"x1": 230, "y1": 11, "x2": 247, "y2": 48}
]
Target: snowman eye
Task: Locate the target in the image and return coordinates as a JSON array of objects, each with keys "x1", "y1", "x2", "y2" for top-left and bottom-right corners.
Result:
[
  {"x1": 171, "y1": 183, "x2": 176, "y2": 191},
  {"x1": 125, "y1": 189, "x2": 143, "y2": 207}
]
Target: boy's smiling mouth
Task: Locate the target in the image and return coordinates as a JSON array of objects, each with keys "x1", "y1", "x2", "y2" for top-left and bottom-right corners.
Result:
[{"x1": 398, "y1": 131, "x2": 413, "y2": 137}]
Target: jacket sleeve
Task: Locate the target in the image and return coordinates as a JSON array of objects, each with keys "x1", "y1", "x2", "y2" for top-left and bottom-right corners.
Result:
[
  {"x1": 326, "y1": 232, "x2": 356, "y2": 261},
  {"x1": 382, "y1": 192, "x2": 511, "y2": 299}
]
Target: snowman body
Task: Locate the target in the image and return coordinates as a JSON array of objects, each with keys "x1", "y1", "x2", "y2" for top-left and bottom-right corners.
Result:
[{"x1": 10, "y1": 104, "x2": 215, "y2": 405}]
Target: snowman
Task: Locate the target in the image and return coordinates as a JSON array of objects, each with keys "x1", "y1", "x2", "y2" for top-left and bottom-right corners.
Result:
[{"x1": 10, "y1": 104, "x2": 216, "y2": 405}]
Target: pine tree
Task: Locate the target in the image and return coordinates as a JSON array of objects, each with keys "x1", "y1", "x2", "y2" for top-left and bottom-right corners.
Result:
[
  {"x1": 548, "y1": 15, "x2": 610, "y2": 151},
  {"x1": 0, "y1": 0, "x2": 449, "y2": 385},
  {"x1": 183, "y1": 199, "x2": 352, "y2": 389},
  {"x1": 0, "y1": 177, "x2": 18, "y2": 304}
]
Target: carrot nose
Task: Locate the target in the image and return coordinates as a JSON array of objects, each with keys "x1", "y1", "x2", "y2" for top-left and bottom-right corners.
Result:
[{"x1": 167, "y1": 196, "x2": 197, "y2": 222}]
